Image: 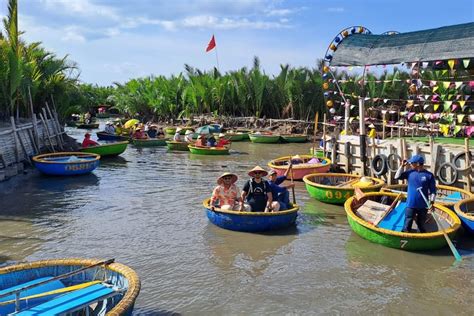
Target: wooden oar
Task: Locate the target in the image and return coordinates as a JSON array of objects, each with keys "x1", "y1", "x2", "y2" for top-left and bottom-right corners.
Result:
[
  {"x1": 336, "y1": 178, "x2": 360, "y2": 187},
  {"x1": 417, "y1": 188, "x2": 462, "y2": 262},
  {"x1": 373, "y1": 193, "x2": 403, "y2": 226},
  {"x1": 0, "y1": 259, "x2": 115, "y2": 301},
  {"x1": 288, "y1": 157, "x2": 296, "y2": 204}
]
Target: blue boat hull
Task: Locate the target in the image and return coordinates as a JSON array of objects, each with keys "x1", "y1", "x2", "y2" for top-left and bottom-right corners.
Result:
[
  {"x1": 205, "y1": 208, "x2": 297, "y2": 232},
  {"x1": 96, "y1": 132, "x2": 128, "y2": 141},
  {"x1": 458, "y1": 213, "x2": 474, "y2": 234},
  {"x1": 34, "y1": 160, "x2": 99, "y2": 176}
]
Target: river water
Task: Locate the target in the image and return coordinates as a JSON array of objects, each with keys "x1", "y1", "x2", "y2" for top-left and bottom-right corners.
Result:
[{"x1": 1, "y1": 124, "x2": 473, "y2": 315}]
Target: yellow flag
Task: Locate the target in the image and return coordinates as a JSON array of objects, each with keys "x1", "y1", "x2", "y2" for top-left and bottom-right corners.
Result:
[
  {"x1": 453, "y1": 125, "x2": 462, "y2": 135},
  {"x1": 368, "y1": 128, "x2": 376, "y2": 138},
  {"x1": 340, "y1": 129, "x2": 346, "y2": 136},
  {"x1": 433, "y1": 103, "x2": 440, "y2": 111},
  {"x1": 440, "y1": 124, "x2": 449, "y2": 136},
  {"x1": 457, "y1": 114, "x2": 465, "y2": 123},
  {"x1": 459, "y1": 100, "x2": 466, "y2": 107},
  {"x1": 442, "y1": 69, "x2": 448, "y2": 76},
  {"x1": 432, "y1": 86, "x2": 439, "y2": 93},
  {"x1": 442, "y1": 81, "x2": 450, "y2": 89},
  {"x1": 448, "y1": 60, "x2": 455, "y2": 70}
]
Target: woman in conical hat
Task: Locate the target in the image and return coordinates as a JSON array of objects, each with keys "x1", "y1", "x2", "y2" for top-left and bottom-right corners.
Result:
[
  {"x1": 241, "y1": 166, "x2": 280, "y2": 212},
  {"x1": 210, "y1": 172, "x2": 249, "y2": 211}
]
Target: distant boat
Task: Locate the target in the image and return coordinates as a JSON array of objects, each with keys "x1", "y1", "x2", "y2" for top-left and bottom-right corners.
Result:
[
  {"x1": 76, "y1": 122, "x2": 99, "y2": 129},
  {"x1": 80, "y1": 141, "x2": 129, "y2": 157},
  {"x1": 280, "y1": 134, "x2": 308, "y2": 143},
  {"x1": 166, "y1": 140, "x2": 190, "y2": 151},
  {"x1": 249, "y1": 133, "x2": 280, "y2": 143},
  {"x1": 268, "y1": 155, "x2": 331, "y2": 180},
  {"x1": 131, "y1": 138, "x2": 167, "y2": 147},
  {"x1": 33, "y1": 152, "x2": 100, "y2": 176},
  {"x1": 188, "y1": 145, "x2": 230, "y2": 155},
  {"x1": 203, "y1": 199, "x2": 299, "y2": 232},
  {"x1": 96, "y1": 131, "x2": 129, "y2": 141},
  {"x1": 0, "y1": 258, "x2": 140, "y2": 315}
]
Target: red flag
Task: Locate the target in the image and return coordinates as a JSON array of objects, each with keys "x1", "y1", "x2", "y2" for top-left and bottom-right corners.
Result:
[{"x1": 206, "y1": 35, "x2": 216, "y2": 52}]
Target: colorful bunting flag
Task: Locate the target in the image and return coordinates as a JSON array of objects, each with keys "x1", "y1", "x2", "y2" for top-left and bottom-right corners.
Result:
[
  {"x1": 433, "y1": 103, "x2": 440, "y2": 111},
  {"x1": 442, "y1": 81, "x2": 450, "y2": 89},
  {"x1": 443, "y1": 101, "x2": 452, "y2": 111},
  {"x1": 463, "y1": 59, "x2": 470, "y2": 68},
  {"x1": 422, "y1": 62, "x2": 429, "y2": 68},
  {"x1": 448, "y1": 60, "x2": 455, "y2": 70},
  {"x1": 457, "y1": 114, "x2": 465, "y2": 123},
  {"x1": 432, "y1": 86, "x2": 439, "y2": 93},
  {"x1": 453, "y1": 125, "x2": 462, "y2": 135},
  {"x1": 455, "y1": 82, "x2": 462, "y2": 89}
]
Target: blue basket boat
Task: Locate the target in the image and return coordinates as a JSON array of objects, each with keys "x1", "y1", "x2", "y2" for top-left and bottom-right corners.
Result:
[
  {"x1": 0, "y1": 258, "x2": 140, "y2": 316},
  {"x1": 96, "y1": 131, "x2": 129, "y2": 141},
  {"x1": 203, "y1": 199, "x2": 299, "y2": 232},
  {"x1": 454, "y1": 198, "x2": 474, "y2": 234},
  {"x1": 33, "y1": 152, "x2": 100, "y2": 176}
]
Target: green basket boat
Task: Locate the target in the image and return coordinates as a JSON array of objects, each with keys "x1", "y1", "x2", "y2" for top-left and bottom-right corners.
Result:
[
  {"x1": 166, "y1": 140, "x2": 190, "y2": 151},
  {"x1": 224, "y1": 132, "x2": 246, "y2": 141},
  {"x1": 188, "y1": 145, "x2": 230, "y2": 155},
  {"x1": 309, "y1": 146, "x2": 325, "y2": 158},
  {"x1": 381, "y1": 184, "x2": 473, "y2": 208},
  {"x1": 281, "y1": 134, "x2": 308, "y2": 143},
  {"x1": 132, "y1": 138, "x2": 167, "y2": 147},
  {"x1": 80, "y1": 141, "x2": 128, "y2": 157},
  {"x1": 249, "y1": 133, "x2": 280, "y2": 143},
  {"x1": 303, "y1": 173, "x2": 385, "y2": 205},
  {"x1": 165, "y1": 127, "x2": 193, "y2": 135},
  {"x1": 345, "y1": 192, "x2": 461, "y2": 251},
  {"x1": 76, "y1": 123, "x2": 100, "y2": 129}
]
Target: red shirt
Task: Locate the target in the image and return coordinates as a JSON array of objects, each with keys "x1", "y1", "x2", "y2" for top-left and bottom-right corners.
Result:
[
  {"x1": 133, "y1": 130, "x2": 147, "y2": 139},
  {"x1": 82, "y1": 138, "x2": 98, "y2": 148},
  {"x1": 217, "y1": 139, "x2": 230, "y2": 147}
]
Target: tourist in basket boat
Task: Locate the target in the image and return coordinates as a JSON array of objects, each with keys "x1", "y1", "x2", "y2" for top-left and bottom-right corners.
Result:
[
  {"x1": 241, "y1": 166, "x2": 279, "y2": 212},
  {"x1": 104, "y1": 121, "x2": 115, "y2": 134},
  {"x1": 173, "y1": 128, "x2": 182, "y2": 141},
  {"x1": 207, "y1": 135, "x2": 217, "y2": 147},
  {"x1": 184, "y1": 130, "x2": 194, "y2": 143},
  {"x1": 81, "y1": 133, "x2": 98, "y2": 148},
  {"x1": 395, "y1": 154, "x2": 436, "y2": 233},
  {"x1": 195, "y1": 135, "x2": 207, "y2": 147},
  {"x1": 146, "y1": 125, "x2": 158, "y2": 138},
  {"x1": 132, "y1": 126, "x2": 148, "y2": 139},
  {"x1": 216, "y1": 133, "x2": 231, "y2": 147},
  {"x1": 210, "y1": 172, "x2": 250, "y2": 211},
  {"x1": 268, "y1": 165, "x2": 294, "y2": 210}
]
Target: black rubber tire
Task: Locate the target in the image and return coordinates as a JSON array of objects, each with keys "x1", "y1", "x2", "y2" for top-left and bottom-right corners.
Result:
[
  {"x1": 371, "y1": 154, "x2": 388, "y2": 176},
  {"x1": 387, "y1": 153, "x2": 402, "y2": 172},
  {"x1": 452, "y1": 151, "x2": 473, "y2": 172},
  {"x1": 436, "y1": 162, "x2": 458, "y2": 185}
]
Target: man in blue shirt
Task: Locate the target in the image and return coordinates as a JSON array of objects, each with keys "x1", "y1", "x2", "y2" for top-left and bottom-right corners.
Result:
[
  {"x1": 268, "y1": 164, "x2": 295, "y2": 210},
  {"x1": 395, "y1": 155, "x2": 436, "y2": 233}
]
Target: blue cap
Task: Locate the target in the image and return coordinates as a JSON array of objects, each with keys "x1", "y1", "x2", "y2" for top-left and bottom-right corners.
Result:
[{"x1": 408, "y1": 155, "x2": 424, "y2": 164}]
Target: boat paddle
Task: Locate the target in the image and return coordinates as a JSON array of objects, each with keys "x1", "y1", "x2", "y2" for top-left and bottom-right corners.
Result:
[
  {"x1": 288, "y1": 158, "x2": 296, "y2": 204},
  {"x1": 417, "y1": 187, "x2": 462, "y2": 262}
]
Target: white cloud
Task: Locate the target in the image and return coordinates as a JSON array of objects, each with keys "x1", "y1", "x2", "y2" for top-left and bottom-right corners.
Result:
[
  {"x1": 327, "y1": 7, "x2": 345, "y2": 13},
  {"x1": 265, "y1": 9, "x2": 293, "y2": 16},
  {"x1": 61, "y1": 26, "x2": 86, "y2": 43},
  {"x1": 39, "y1": 0, "x2": 119, "y2": 20}
]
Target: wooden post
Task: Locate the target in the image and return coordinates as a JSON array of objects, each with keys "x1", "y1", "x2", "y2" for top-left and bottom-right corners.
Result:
[
  {"x1": 39, "y1": 112, "x2": 55, "y2": 152},
  {"x1": 44, "y1": 104, "x2": 64, "y2": 149},
  {"x1": 465, "y1": 138, "x2": 472, "y2": 191},
  {"x1": 312, "y1": 112, "x2": 319, "y2": 154},
  {"x1": 344, "y1": 100, "x2": 350, "y2": 135},
  {"x1": 323, "y1": 113, "x2": 327, "y2": 158},
  {"x1": 359, "y1": 98, "x2": 367, "y2": 176},
  {"x1": 10, "y1": 117, "x2": 21, "y2": 163},
  {"x1": 382, "y1": 112, "x2": 386, "y2": 140},
  {"x1": 10, "y1": 117, "x2": 32, "y2": 164},
  {"x1": 32, "y1": 114, "x2": 40, "y2": 150}
]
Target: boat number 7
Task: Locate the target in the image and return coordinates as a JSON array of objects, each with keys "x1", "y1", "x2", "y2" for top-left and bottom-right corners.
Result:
[{"x1": 400, "y1": 240, "x2": 408, "y2": 249}]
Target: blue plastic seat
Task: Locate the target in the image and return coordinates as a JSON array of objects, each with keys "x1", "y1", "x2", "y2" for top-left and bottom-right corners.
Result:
[{"x1": 16, "y1": 283, "x2": 117, "y2": 315}]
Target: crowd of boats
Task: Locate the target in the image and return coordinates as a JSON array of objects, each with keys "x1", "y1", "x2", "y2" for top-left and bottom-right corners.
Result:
[{"x1": 2, "y1": 120, "x2": 473, "y2": 315}]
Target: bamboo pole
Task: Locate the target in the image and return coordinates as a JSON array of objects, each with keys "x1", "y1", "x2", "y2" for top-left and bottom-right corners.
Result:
[
  {"x1": 39, "y1": 113, "x2": 55, "y2": 152},
  {"x1": 312, "y1": 112, "x2": 319, "y2": 155},
  {"x1": 44, "y1": 105, "x2": 63, "y2": 150},
  {"x1": 10, "y1": 117, "x2": 32, "y2": 165},
  {"x1": 9, "y1": 117, "x2": 21, "y2": 163},
  {"x1": 465, "y1": 138, "x2": 472, "y2": 191},
  {"x1": 32, "y1": 114, "x2": 40, "y2": 150}
]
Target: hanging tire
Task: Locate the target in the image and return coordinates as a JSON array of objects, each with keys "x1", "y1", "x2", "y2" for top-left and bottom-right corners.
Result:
[
  {"x1": 387, "y1": 153, "x2": 402, "y2": 172},
  {"x1": 371, "y1": 154, "x2": 388, "y2": 176},
  {"x1": 452, "y1": 151, "x2": 473, "y2": 172},
  {"x1": 436, "y1": 162, "x2": 458, "y2": 185}
]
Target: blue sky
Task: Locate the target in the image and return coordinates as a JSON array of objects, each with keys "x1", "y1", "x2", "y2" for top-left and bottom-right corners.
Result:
[{"x1": 1, "y1": 0, "x2": 472, "y2": 86}]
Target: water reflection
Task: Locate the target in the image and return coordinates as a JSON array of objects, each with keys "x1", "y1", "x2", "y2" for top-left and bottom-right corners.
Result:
[
  {"x1": 0, "y1": 217, "x2": 44, "y2": 264},
  {"x1": 205, "y1": 224, "x2": 297, "y2": 277}
]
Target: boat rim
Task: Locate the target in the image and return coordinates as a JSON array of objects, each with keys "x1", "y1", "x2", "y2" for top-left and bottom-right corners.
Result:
[
  {"x1": 454, "y1": 197, "x2": 474, "y2": 221},
  {"x1": 381, "y1": 183, "x2": 473, "y2": 197},
  {"x1": 33, "y1": 152, "x2": 100, "y2": 164},
  {"x1": 203, "y1": 198, "x2": 298, "y2": 216},
  {"x1": 188, "y1": 145, "x2": 229, "y2": 151},
  {"x1": 268, "y1": 156, "x2": 331, "y2": 170},
  {"x1": 302, "y1": 173, "x2": 385, "y2": 190},
  {"x1": 344, "y1": 191, "x2": 461, "y2": 239},
  {"x1": 0, "y1": 258, "x2": 141, "y2": 316},
  {"x1": 81, "y1": 141, "x2": 129, "y2": 149}
]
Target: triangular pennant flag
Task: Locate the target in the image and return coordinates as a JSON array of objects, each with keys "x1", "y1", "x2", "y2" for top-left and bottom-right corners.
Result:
[
  {"x1": 463, "y1": 59, "x2": 470, "y2": 68},
  {"x1": 349, "y1": 117, "x2": 355, "y2": 123},
  {"x1": 452, "y1": 104, "x2": 458, "y2": 111},
  {"x1": 442, "y1": 69, "x2": 448, "y2": 76},
  {"x1": 453, "y1": 125, "x2": 462, "y2": 135},
  {"x1": 434, "y1": 103, "x2": 440, "y2": 111},
  {"x1": 422, "y1": 62, "x2": 429, "y2": 68},
  {"x1": 432, "y1": 86, "x2": 439, "y2": 92},
  {"x1": 440, "y1": 94, "x2": 446, "y2": 101},
  {"x1": 455, "y1": 82, "x2": 462, "y2": 89},
  {"x1": 457, "y1": 114, "x2": 465, "y2": 123},
  {"x1": 448, "y1": 94, "x2": 454, "y2": 100},
  {"x1": 424, "y1": 113, "x2": 431, "y2": 121},
  {"x1": 459, "y1": 100, "x2": 466, "y2": 107},
  {"x1": 410, "y1": 62, "x2": 417, "y2": 69},
  {"x1": 440, "y1": 124, "x2": 449, "y2": 136},
  {"x1": 430, "y1": 80, "x2": 437, "y2": 87},
  {"x1": 350, "y1": 105, "x2": 356, "y2": 110},
  {"x1": 465, "y1": 95, "x2": 471, "y2": 101},
  {"x1": 423, "y1": 104, "x2": 430, "y2": 110},
  {"x1": 425, "y1": 94, "x2": 431, "y2": 100},
  {"x1": 442, "y1": 81, "x2": 450, "y2": 89},
  {"x1": 448, "y1": 60, "x2": 455, "y2": 70},
  {"x1": 443, "y1": 101, "x2": 452, "y2": 111},
  {"x1": 383, "y1": 99, "x2": 388, "y2": 103}
]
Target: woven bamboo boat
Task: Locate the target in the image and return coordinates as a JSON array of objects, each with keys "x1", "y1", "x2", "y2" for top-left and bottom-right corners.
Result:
[
  {"x1": 280, "y1": 134, "x2": 308, "y2": 143},
  {"x1": 166, "y1": 140, "x2": 190, "y2": 151},
  {"x1": 80, "y1": 141, "x2": 128, "y2": 157},
  {"x1": 224, "y1": 132, "x2": 245, "y2": 141},
  {"x1": 381, "y1": 184, "x2": 473, "y2": 208},
  {"x1": 33, "y1": 152, "x2": 100, "y2": 176},
  {"x1": 344, "y1": 192, "x2": 461, "y2": 251},
  {"x1": 235, "y1": 129, "x2": 251, "y2": 140},
  {"x1": 268, "y1": 155, "x2": 331, "y2": 180},
  {"x1": 96, "y1": 132, "x2": 129, "y2": 141},
  {"x1": 248, "y1": 133, "x2": 280, "y2": 143},
  {"x1": 203, "y1": 199, "x2": 299, "y2": 232},
  {"x1": 188, "y1": 145, "x2": 230, "y2": 155},
  {"x1": 131, "y1": 138, "x2": 167, "y2": 147},
  {"x1": 76, "y1": 123, "x2": 100, "y2": 129},
  {"x1": 303, "y1": 173, "x2": 385, "y2": 205},
  {"x1": 165, "y1": 127, "x2": 192, "y2": 135},
  {"x1": 0, "y1": 258, "x2": 140, "y2": 315},
  {"x1": 453, "y1": 198, "x2": 474, "y2": 233}
]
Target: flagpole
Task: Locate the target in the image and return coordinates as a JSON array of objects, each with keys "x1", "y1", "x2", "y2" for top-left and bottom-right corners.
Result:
[{"x1": 214, "y1": 47, "x2": 220, "y2": 71}]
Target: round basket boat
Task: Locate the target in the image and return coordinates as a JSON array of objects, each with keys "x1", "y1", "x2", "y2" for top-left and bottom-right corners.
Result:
[
  {"x1": 33, "y1": 152, "x2": 100, "y2": 176},
  {"x1": 344, "y1": 192, "x2": 461, "y2": 251},
  {"x1": 165, "y1": 127, "x2": 193, "y2": 135},
  {"x1": 80, "y1": 141, "x2": 128, "y2": 157},
  {"x1": 381, "y1": 184, "x2": 473, "y2": 208},
  {"x1": 131, "y1": 138, "x2": 167, "y2": 147},
  {"x1": 166, "y1": 140, "x2": 190, "y2": 151},
  {"x1": 268, "y1": 155, "x2": 331, "y2": 180},
  {"x1": 249, "y1": 133, "x2": 280, "y2": 143},
  {"x1": 303, "y1": 173, "x2": 385, "y2": 205},
  {"x1": 188, "y1": 145, "x2": 230, "y2": 155},
  {"x1": 96, "y1": 132, "x2": 129, "y2": 142},
  {"x1": 76, "y1": 123, "x2": 100, "y2": 129},
  {"x1": 224, "y1": 132, "x2": 245, "y2": 141},
  {"x1": 0, "y1": 258, "x2": 140, "y2": 316},
  {"x1": 453, "y1": 198, "x2": 474, "y2": 234},
  {"x1": 280, "y1": 134, "x2": 308, "y2": 143},
  {"x1": 203, "y1": 199, "x2": 299, "y2": 232}
]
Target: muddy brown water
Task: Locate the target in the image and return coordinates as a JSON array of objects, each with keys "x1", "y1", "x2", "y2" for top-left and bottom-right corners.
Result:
[{"x1": 0, "y1": 124, "x2": 473, "y2": 315}]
